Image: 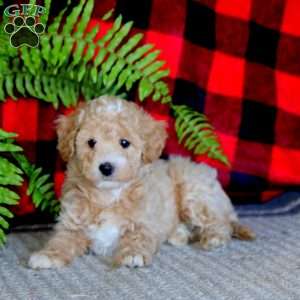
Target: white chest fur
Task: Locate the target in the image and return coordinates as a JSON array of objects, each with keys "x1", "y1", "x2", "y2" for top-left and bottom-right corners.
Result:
[
  {"x1": 87, "y1": 182, "x2": 129, "y2": 255},
  {"x1": 86, "y1": 223, "x2": 120, "y2": 256}
]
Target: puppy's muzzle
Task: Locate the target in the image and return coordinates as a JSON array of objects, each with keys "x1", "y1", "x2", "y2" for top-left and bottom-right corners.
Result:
[{"x1": 99, "y1": 162, "x2": 114, "y2": 177}]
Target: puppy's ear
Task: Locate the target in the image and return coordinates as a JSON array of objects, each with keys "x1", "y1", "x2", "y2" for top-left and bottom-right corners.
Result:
[
  {"x1": 56, "y1": 108, "x2": 84, "y2": 162},
  {"x1": 139, "y1": 111, "x2": 167, "y2": 163}
]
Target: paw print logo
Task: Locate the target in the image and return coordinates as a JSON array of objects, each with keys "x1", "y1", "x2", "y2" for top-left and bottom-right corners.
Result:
[{"x1": 4, "y1": 16, "x2": 45, "y2": 48}]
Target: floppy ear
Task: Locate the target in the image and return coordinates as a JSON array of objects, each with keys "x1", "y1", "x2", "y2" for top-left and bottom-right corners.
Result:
[
  {"x1": 139, "y1": 111, "x2": 168, "y2": 164},
  {"x1": 55, "y1": 109, "x2": 84, "y2": 162}
]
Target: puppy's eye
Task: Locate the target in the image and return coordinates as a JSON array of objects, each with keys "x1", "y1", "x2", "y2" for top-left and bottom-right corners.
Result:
[
  {"x1": 87, "y1": 138, "x2": 97, "y2": 148},
  {"x1": 120, "y1": 139, "x2": 130, "y2": 149}
]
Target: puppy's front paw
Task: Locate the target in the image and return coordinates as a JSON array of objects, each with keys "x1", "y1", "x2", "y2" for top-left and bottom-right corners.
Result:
[
  {"x1": 121, "y1": 255, "x2": 147, "y2": 268},
  {"x1": 114, "y1": 250, "x2": 152, "y2": 268},
  {"x1": 28, "y1": 252, "x2": 67, "y2": 269}
]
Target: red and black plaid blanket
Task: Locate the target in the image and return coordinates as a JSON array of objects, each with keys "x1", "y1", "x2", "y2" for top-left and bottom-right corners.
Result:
[{"x1": 1, "y1": 0, "x2": 300, "y2": 216}]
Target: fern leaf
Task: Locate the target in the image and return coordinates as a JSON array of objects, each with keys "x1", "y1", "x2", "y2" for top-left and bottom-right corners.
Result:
[
  {"x1": 0, "y1": 207, "x2": 13, "y2": 219},
  {"x1": 117, "y1": 33, "x2": 143, "y2": 58},
  {"x1": 135, "y1": 50, "x2": 160, "y2": 70},
  {"x1": 41, "y1": 75, "x2": 57, "y2": 105},
  {"x1": 0, "y1": 130, "x2": 24, "y2": 246},
  {"x1": 56, "y1": 36, "x2": 75, "y2": 69},
  {"x1": 139, "y1": 78, "x2": 154, "y2": 101},
  {"x1": 85, "y1": 24, "x2": 99, "y2": 41},
  {"x1": 0, "y1": 228, "x2": 6, "y2": 245},
  {"x1": 15, "y1": 73, "x2": 25, "y2": 96},
  {"x1": 102, "y1": 8, "x2": 114, "y2": 21},
  {"x1": 28, "y1": 167, "x2": 42, "y2": 195},
  {"x1": 32, "y1": 189, "x2": 44, "y2": 207},
  {"x1": 0, "y1": 187, "x2": 19, "y2": 205},
  {"x1": 0, "y1": 129, "x2": 17, "y2": 139},
  {"x1": 74, "y1": 0, "x2": 94, "y2": 39},
  {"x1": 40, "y1": 36, "x2": 51, "y2": 62},
  {"x1": 153, "y1": 90, "x2": 161, "y2": 101},
  {"x1": 5, "y1": 75, "x2": 16, "y2": 99},
  {"x1": 143, "y1": 61, "x2": 165, "y2": 77},
  {"x1": 98, "y1": 15, "x2": 123, "y2": 46},
  {"x1": 25, "y1": 73, "x2": 37, "y2": 98},
  {"x1": 71, "y1": 40, "x2": 86, "y2": 68},
  {"x1": 93, "y1": 48, "x2": 108, "y2": 69},
  {"x1": 34, "y1": 75, "x2": 46, "y2": 99},
  {"x1": 49, "y1": 77, "x2": 60, "y2": 106},
  {"x1": 149, "y1": 69, "x2": 170, "y2": 83},
  {"x1": 62, "y1": 0, "x2": 86, "y2": 36},
  {"x1": 0, "y1": 142, "x2": 23, "y2": 152},
  {"x1": 41, "y1": 0, "x2": 51, "y2": 25},
  {"x1": 107, "y1": 21, "x2": 133, "y2": 52},
  {"x1": 0, "y1": 77, "x2": 4, "y2": 101},
  {"x1": 12, "y1": 154, "x2": 60, "y2": 216},
  {"x1": 39, "y1": 182, "x2": 54, "y2": 194},
  {"x1": 0, "y1": 157, "x2": 23, "y2": 186},
  {"x1": 106, "y1": 60, "x2": 126, "y2": 87},
  {"x1": 35, "y1": 174, "x2": 51, "y2": 190},
  {"x1": 115, "y1": 68, "x2": 131, "y2": 90},
  {"x1": 29, "y1": 48, "x2": 42, "y2": 72},
  {"x1": 127, "y1": 44, "x2": 154, "y2": 64},
  {"x1": 172, "y1": 105, "x2": 229, "y2": 165},
  {"x1": 50, "y1": 35, "x2": 64, "y2": 66},
  {"x1": 0, "y1": 216, "x2": 9, "y2": 230},
  {"x1": 20, "y1": 47, "x2": 35, "y2": 75}
]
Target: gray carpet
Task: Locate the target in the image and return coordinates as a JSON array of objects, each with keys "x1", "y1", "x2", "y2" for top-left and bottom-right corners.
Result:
[{"x1": 1, "y1": 215, "x2": 300, "y2": 300}]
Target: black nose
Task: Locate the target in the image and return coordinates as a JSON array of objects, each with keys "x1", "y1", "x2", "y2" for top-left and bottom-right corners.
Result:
[{"x1": 99, "y1": 162, "x2": 114, "y2": 176}]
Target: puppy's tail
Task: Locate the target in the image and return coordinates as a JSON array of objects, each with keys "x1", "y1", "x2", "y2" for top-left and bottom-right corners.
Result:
[{"x1": 231, "y1": 222, "x2": 256, "y2": 241}]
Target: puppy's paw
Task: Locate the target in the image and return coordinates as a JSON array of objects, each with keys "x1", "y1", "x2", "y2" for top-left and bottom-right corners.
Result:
[
  {"x1": 123, "y1": 255, "x2": 146, "y2": 268},
  {"x1": 168, "y1": 223, "x2": 191, "y2": 246},
  {"x1": 28, "y1": 252, "x2": 67, "y2": 269},
  {"x1": 117, "y1": 254, "x2": 150, "y2": 268},
  {"x1": 198, "y1": 234, "x2": 230, "y2": 250},
  {"x1": 114, "y1": 250, "x2": 152, "y2": 268}
]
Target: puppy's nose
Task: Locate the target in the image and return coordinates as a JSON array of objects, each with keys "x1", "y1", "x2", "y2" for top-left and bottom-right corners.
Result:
[{"x1": 99, "y1": 162, "x2": 114, "y2": 176}]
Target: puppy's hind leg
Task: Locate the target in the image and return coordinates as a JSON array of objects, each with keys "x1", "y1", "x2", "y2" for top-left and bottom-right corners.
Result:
[
  {"x1": 180, "y1": 200, "x2": 233, "y2": 250},
  {"x1": 180, "y1": 200, "x2": 255, "y2": 250},
  {"x1": 191, "y1": 221, "x2": 232, "y2": 250},
  {"x1": 170, "y1": 157, "x2": 255, "y2": 250}
]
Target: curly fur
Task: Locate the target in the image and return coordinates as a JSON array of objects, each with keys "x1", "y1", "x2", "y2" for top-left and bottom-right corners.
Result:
[{"x1": 28, "y1": 96, "x2": 255, "y2": 269}]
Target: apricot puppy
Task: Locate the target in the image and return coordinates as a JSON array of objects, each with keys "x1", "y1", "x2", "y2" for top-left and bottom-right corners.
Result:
[{"x1": 29, "y1": 96, "x2": 255, "y2": 269}]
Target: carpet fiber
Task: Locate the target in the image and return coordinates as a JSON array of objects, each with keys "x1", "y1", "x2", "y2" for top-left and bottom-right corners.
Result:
[{"x1": 1, "y1": 214, "x2": 300, "y2": 300}]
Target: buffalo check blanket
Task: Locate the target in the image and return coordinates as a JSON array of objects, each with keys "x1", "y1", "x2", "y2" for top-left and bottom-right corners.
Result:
[{"x1": 1, "y1": 0, "x2": 300, "y2": 217}]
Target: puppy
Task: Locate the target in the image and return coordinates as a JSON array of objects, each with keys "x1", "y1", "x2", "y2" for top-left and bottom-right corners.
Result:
[{"x1": 28, "y1": 96, "x2": 255, "y2": 269}]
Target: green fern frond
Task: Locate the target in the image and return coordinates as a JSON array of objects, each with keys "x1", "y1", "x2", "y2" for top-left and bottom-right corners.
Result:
[
  {"x1": 0, "y1": 127, "x2": 60, "y2": 245},
  {"x1": 172, "y1": 105, "x2": 229, "y2": 165},
  {"x1": 0, "y1": 129, "x2": 23, "y2": 246},
  {"x1": 12, "y1": 154, "x2": 60, "y2": 216},
  {"x1": 2, "y1": 0, "x2": 171, "y2": 105}
]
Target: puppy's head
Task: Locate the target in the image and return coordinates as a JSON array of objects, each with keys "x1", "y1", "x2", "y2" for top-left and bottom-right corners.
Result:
[{"x1": 56, "y1": 96, "x2": 167, "y2": 187}]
